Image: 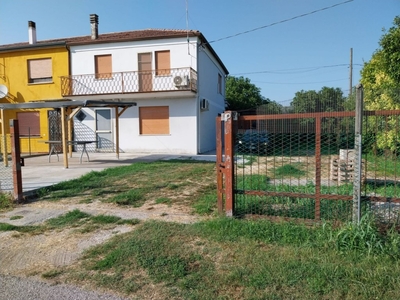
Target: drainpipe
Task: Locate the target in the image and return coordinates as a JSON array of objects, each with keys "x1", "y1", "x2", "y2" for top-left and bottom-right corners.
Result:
[{"x1": 196, "y1": 42, "x2": 201, "y2": 154}]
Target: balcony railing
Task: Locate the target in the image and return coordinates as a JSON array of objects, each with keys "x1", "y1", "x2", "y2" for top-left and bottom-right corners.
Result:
[{"x1": 61, "y1": 67, "x2": 197, "y2": 97}]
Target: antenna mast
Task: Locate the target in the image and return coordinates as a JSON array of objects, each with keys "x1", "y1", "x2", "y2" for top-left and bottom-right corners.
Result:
[
  {"x1": 186, "y1": 0, "x2": 190, "y2": 54},
  {"x1": 349, "y1": 48, "x2": 353, "y2": 96}
]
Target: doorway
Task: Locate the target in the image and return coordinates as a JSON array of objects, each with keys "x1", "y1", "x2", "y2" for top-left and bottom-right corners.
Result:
[{"x1": 95, "y1": 109, "x2": 113, "y2": 150}]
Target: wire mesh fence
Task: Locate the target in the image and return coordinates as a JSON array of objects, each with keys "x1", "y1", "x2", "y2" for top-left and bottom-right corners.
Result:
[
  {"x1": 217, "y1": 86, "x2": 400, "y2": 226},
  {"x1": 234, "y1": 112, "x2": 356, "y2": 222}
]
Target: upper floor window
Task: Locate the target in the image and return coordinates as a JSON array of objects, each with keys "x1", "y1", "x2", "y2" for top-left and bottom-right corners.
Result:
[
  {"x1": 218, "y1": 73, "x2": 222, "y2": 94},
  {"x1": 28, "y1": 58, "x2": 52, "y2": 83},
  {"x1": 155, "y1": 50, "x2": 170, "y2": 76},
  {"x1": 95, "y1": 54, "x2": 112, "y2": 79}
]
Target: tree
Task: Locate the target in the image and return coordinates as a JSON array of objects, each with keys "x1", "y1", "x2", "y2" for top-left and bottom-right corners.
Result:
[
  {"x1": 291, "y1": 87, "x2": 345, "y2": 113},
  {"x1": 360, "y1": 16, "x2": 400, "y2": 153},
  {"x1": 361, "y1": 16, "x2": 400, "y2": 110},
  {"x1": 225, "y1": 76, "x2": 266, "y2": 111}
]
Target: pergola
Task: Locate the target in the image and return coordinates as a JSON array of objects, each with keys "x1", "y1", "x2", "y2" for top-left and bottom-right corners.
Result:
[{"x1": 0, "y1": 99, "x2": 137, "y2": 168}]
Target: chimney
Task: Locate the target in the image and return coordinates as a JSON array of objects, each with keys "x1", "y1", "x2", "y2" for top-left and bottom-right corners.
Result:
[
  {"x1": 90, "y1": 14, "x2": 99, "y2": 40},
  {"x1": 28, "y1": 21, "x2": 37, "y2": 44}
]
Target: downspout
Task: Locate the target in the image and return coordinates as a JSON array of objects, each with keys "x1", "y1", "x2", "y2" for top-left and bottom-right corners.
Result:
[{"x1": 196, "y1": 40, "x2": 201, "y2": 154}]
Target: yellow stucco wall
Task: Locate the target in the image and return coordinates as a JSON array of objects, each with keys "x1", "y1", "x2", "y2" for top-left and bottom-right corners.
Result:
[{"x1": 0, "y1": 46, "x2": 69, "y2": 153}]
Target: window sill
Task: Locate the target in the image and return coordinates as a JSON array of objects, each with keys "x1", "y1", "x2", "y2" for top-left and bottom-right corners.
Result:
[
  {"x1": 139, "y1": 134, "x2": 171, "y2": 136},
  {"x1": 28, "y1": 81, "x2": 54, "y2": 85}
]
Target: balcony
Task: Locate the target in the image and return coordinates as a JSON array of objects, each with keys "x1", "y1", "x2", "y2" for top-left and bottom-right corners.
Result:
[{"x1": 61, "y1": 67, "x2": 197, "y2": 97}]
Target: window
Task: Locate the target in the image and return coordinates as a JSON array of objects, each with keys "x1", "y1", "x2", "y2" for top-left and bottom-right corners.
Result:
[
  {"x1": 27, "y1": 58, "x2": 52, "y2": 83},
  {"x1": 218, "y1": 73, "x2": 222, "y2": 94},
  {"x1": 95, "y1": 54, "x2": 112, "y2": 79},
  {"x1": 17, "y1": 112, "x2": 40, "y2": 136},
  {"x1": 155, "y1": 50, "x2": 170, "y2": 76},
  {"x1": 139, "y1": 106, "x2": 169, "y2": 135}
]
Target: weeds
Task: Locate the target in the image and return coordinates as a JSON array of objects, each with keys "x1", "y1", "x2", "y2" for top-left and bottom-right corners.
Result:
[
  {"x1": 37, "y1": 160, "x2": 216, "y2": 212},
  {"x1": 66, "y1": 219, "x2": 400, "y2": 299},
  {"x1": 0, "y1": 192, "x2": 14, "y2": 211}
]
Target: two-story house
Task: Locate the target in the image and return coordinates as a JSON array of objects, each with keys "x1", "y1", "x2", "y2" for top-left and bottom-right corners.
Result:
[{"x1": 0, "y1": 14, "x2": 228, "y2": 155}]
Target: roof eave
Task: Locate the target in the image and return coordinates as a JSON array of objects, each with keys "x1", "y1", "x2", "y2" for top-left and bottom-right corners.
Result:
[{"x1": 0, "y1": 41, "x2": 67, "y2": 53}]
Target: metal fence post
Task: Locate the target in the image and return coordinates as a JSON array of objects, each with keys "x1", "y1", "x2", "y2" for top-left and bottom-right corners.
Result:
[
  {"x1": 10, "y1": 119, "x2": 23, "y2": 202},
  {"x1": 353, "y1": 84, "x2": 363, "y2": 223},
  {"x1": 216, "y1": 116, "x2": 224, "y2": 214},
  {"x1": 223, "y1": 111, "x2": 237, "y2": 217}
]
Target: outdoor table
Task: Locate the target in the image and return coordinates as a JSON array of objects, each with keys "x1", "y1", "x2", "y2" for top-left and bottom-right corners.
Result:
[
  {"x1": 41, "y1": 140, "x2": 62, "y2": 162},
  {"x1": 68, "y1": 140, "x2": 97, "y2": 164}
]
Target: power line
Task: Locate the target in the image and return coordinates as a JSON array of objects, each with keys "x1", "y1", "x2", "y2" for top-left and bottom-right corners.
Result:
[
  {"x1": 207, "y1": 0, "x2": 354, "y2": 44},
  {"x1": 252, "y1": 78, "x2": 348, "y2": 85},
  {"x1": 232, "y1": 63, "x2": 363, "y2": 76}
]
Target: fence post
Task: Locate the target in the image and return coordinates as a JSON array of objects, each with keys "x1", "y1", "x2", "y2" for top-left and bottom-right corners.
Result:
[
  {"x1": 10, "y1": 119, "x2": 23, "y2": 202},
  {"x1": 223, "y1": 111, "x2": 237, "y2": 217},
  {"x1": 216, "y1": 116, "x2": 224, "y2": 214},
  {"x1": 353, "y1": 84, "x2": 363, "y2": 223}
]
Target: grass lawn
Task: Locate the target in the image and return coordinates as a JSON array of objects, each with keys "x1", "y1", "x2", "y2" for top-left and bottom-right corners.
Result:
[{"x1": 1, "y1": 159, "x2": 400, "y2": 299}]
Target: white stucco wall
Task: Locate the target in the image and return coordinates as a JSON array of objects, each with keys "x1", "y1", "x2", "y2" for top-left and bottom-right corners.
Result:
[
  {"x1": 70, "y1": 37, "x2": 198, "y2": 75},
  {"x1": 197, "y1": 46, "x2": 227, "y2": 153},
  {"x1": 74, "y1": 97, "x2": 198, "y2": 154}
]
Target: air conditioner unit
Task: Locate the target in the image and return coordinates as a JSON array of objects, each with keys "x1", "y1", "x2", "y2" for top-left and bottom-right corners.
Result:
[
  {"x1": 200, "y1": 98, "x2": 209, "y2": 111},
  {"x1": 174, "y1": 75, "x2": 189, "y2": 87}
]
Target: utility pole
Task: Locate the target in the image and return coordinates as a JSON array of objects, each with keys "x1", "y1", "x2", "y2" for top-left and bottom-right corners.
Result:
[{"x1": 349, "y1": 48, "x2": 353, "y2": 96}]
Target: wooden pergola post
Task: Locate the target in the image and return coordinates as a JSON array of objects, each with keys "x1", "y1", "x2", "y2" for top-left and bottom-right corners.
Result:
[
  {"x1": 67, "y1": 108, "x2": 73, "y2": 157},
  {"x1": 61, "y1": 106, "x2": 69, "y2": 168},
  {"x1": 1, "y1": 109, "x2": 7, "y2": 167},
  {"x1": 115, "y1": 106, "x2": 119, "y2": 159}
]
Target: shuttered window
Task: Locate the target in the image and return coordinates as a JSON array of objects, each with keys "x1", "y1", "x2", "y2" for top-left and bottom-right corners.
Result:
[
  {"x1": 139, "y1": 106, "x2": 169, "y2": 135},
  {"x1": 95, "y1": 54, "x2": 112, "y2": 79},
  {"x1": 17, "y1": 112, "x2": 40, "y2": 136},
  {"x1": 27, "y1": 58, "x2": 52, "y2": 83},
  {"x1": 155, "y1": 50, "x2": 170, "y2": 76}
]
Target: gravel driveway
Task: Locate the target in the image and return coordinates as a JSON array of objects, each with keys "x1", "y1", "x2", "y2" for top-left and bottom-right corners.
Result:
[{"x1": 0, "y1": 275, "x2": 129, "y2": 300}]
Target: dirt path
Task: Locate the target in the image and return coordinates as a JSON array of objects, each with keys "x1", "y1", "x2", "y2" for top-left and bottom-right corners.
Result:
[{"x1": 0, "y1": 199, "x2": 203, "y2": 277}]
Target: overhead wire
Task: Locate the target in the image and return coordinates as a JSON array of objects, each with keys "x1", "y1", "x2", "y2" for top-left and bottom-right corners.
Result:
[
  {"x1": 206, "y1": 0, "x2": 354, "y2": 44},
  {"x1": 232, "y1": 64, "x2": 362, "y2": 76}
]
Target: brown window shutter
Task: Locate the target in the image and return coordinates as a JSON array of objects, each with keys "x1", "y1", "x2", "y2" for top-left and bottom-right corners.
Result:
[
  {"x1": 139, "y1": 106, "x2": 169, "y2": 134},
  {"x1": 17, "y1": 112, "x2": 40, "y2": 136},
  {"x1": 95, "y1": 54, "x2": 112, "y2": 79},
  {"x1": 155, "y1": 51, "x2": 170, "y2": 76}
]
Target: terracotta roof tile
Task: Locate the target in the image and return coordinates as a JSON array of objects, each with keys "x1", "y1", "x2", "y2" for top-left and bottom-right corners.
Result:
[{"x1": 0, "y1": 29, "x2": 201, "y2": 50}]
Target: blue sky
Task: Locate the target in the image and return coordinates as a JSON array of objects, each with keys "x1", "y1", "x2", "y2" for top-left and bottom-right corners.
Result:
[{"x1": 0, "y1": 0, "x2": 399, "y2": 106}]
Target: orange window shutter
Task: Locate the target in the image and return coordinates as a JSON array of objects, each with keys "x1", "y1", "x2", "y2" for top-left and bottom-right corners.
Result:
[
  {"x1": 156, "y1": 51, "x2": 170, "y2": 75},
  {"x1": 95, "y1": 55, "x2": 112, "y2": 78},
  {"x1": 139, "y1": 106, "x2": 169, "y2": 134}
]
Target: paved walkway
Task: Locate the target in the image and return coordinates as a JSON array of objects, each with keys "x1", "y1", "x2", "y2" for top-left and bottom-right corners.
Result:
[{"x1": 1, "y1": 151, "x2": 216, "y2": 196}]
